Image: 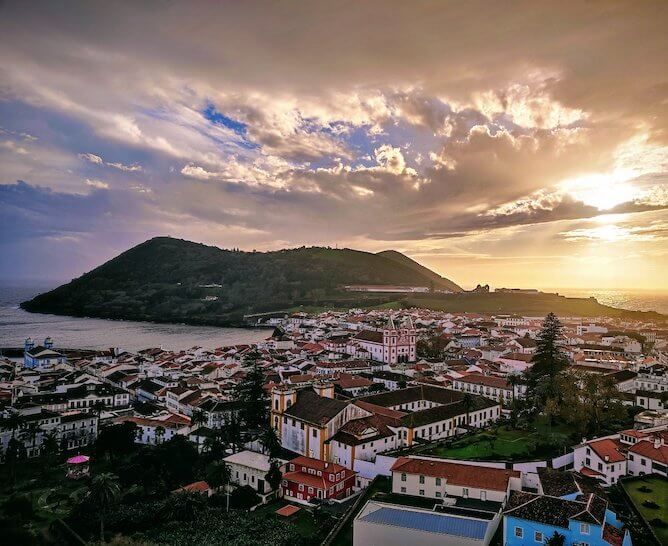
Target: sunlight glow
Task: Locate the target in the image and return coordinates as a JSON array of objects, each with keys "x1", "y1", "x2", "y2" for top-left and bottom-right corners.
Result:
[{"x1": 559, "y1": 171, "x2": 638, "y2": 211}]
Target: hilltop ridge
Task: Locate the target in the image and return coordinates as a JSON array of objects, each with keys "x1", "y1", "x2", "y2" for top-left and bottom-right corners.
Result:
[{"x1": 21, "y1": 237, "x2": 462, "y2": 325}]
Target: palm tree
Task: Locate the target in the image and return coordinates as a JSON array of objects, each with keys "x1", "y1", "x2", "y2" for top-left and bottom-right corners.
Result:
[
  {"x1": 260, "y1": 426, "x2": 281, "y2": 458},
  {"x1": 191, "y1": 410, "x2": 207, "y2": 429},
  {"x1": 93, "y1": 400, "x2": 106, "y2": 419},
  {"x1": 21, "y1": 421, "x2": 41, "y2": 457},
  {"x1": 206, "y1": 460, "x2": 231, "y2": 493},
  {"x1": 87, "y1": 472, "x2": 121, "y2": 542},
  {"x1": 6, "y1": 412, "x2": 24, "y2": 439},
  {"x1": 507, "y1": 373, "x2": 521, "y2": 403},
  {"x1": 545, "y1": 531, "x2": 566, "y2": 546},
  {"x1": 461, "y1": 393, "x2": 475, "y2": 427},
  {"x1": 155, "y1": 426, "x2": 165, "y2": 445}
]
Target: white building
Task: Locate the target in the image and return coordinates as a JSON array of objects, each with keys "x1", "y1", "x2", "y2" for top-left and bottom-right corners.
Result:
[
  {"x1": 353, "y1": 317, "x2": 416, "y2": 364},
  {"x1": 223, "y1": 450, "x2": 285, "y2": 494}
]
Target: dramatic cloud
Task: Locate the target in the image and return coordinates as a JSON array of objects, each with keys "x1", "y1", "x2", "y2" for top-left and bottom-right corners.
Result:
[{"x1": 0, "y1": 1, "x2": 666, "y2": 288}]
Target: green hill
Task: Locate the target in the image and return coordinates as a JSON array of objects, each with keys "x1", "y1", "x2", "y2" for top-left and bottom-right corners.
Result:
[
  {"x1": 21, "y1": 237, "x2": 665, "y2": 326},
  {"x1": 376, "y1": 250, "x2": 463, "y2": 292},
  {"x1": 21, "y1": 237, "x2": 456, "y2": 326}
]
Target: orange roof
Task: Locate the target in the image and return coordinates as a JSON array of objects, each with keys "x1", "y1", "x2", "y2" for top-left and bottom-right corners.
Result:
[
  {"x1": 628, "y1": 439, "x2": 668, "y2": 464},
  {"x1": 173, "y1": 480, "x2": 210, "y2": 493},
  {"x1": 276, "y1": 504, "x2": 301, "y2": 517},
  {"x1": 391, "y1": 457, "x2": 519, "y2": 492},
  {"x1": 587, "y1": 438, "x2": 626, "y2": 463}
]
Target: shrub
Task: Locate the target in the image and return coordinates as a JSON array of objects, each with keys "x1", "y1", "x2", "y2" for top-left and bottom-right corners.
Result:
[
  {"x1": 642, "y1": 500, "x2": 660, "y2": 509},
  {"x1": 3, "y1": 493, "x2": 34, "y2": 520},
  {"x1": 230, "y1": 486, "x2": 260, "y2": 510}
]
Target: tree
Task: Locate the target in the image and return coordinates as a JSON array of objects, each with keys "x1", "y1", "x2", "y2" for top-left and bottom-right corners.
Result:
[
  {"x1": 206, "y1": 460, "x2": 231, "y2": 492},
  {"x1": 221, "y1": 413, "x2": 243, "y2": 453},
  {"x1": 155, "y1": 426, "x2": 166, "y2": 445},
  {"x1": 6, "y1": 412, "x2": 24, "y2": 439},
  {"x1": 545, "y1": 531, "x2": 566, "y2": 546},
  {"x1": 265, "y1": 459, "x2": 283, "y2": 492},
  {"x1": 87, "y1": 472, "x2": 122, "y2": 542},
  {"x1": 21, "y1": 421, "x2": 41, "y2": 457},
  {"x1": 461, "y1": 393, "x2": 475, "y2": 426},
  {"x1": 507, "y1": 373, "x2": 522, "y2": 403},
  {"x1": 161, "y1": 490, "x2": 206, "y2": 522},
  {"x1": 526, "y1": 313, "x2": 568, "y2": 409},
  {"x1": 41, "y1": 430, "x2": 60, "y2": 472},
  {"x1": 202, "y1": 434, "x2": 226, "y2": 461},
  {"x1": 557, "y1": 371, "x2": 627, "y2": 436},
  {"x1": 96, "y1": 422, "x2": 138, "y2": 461},
  {"x1": 191, "y1": 410, "x2": 207, "y2": 429},
  {"x1": 260, "y1": 426, "x2": 281, "y2": 458},
  {"x1": 93, "y1": 400, "x2": 107, "y2": 419},
  {"x1": 5, "y1": 437, "x2": 26, "y2": 487},
  {"x1": 235, "y1": 351, "x2": 269, "y2": 434}
]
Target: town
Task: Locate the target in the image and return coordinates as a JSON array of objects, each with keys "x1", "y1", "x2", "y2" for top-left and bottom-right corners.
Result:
[{"x1": 1, "y1": 308, "x2": 667, "y2": 545}]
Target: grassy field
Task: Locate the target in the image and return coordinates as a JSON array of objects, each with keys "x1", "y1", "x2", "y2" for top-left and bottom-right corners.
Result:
[
  {"x1": 417, "y1": 423, "x2": 572, "y2": 462},
  {"x1": 623, "y1": 476, "x2": 668, "y2": 545},
  {"x1": 253, "y1": 500, "x2": 318, "y2": 538}
]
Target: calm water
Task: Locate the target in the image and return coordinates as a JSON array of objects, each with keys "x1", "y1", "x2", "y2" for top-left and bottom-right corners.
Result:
[
  {"x1": 0, "y1": 284, "x2": 269, "y2": 351},
  {"x1": 549, "y1": 288, "x2": 668, "y2": 315}
]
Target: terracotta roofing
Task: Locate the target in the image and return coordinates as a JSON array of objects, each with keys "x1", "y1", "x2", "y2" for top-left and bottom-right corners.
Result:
[
  {"x1": 392, "y1": 457, "x2": 519, "y2": 492},
  {"x1": 283, "y1": 389, "x2": 349, "y2": 425},
  {"x1": 504, "y1": 491, "x2": 607, "y2": 528},
  {"x1": 586, "y1": 437, "x2": 626, "y2": 463},
  {"x1": 628, "y1": 438, "x2": 668, "y2": 464},
  {"x1": 353, "y1": 399, "x2": 407, "y2": 420},
  {"x1": 603, "y1": 523, "x2": 625, "y2": 546},
  {"x1": 357, "y1": 384, "x2": 464, "y2": 408},
  {"x1": 456, "y1": 373, "x2": 509, "y2": 389},
  {"x1": 276, "y1": 504, "x2": 301, "y2": 517},
  {"x1": 328, "y1": 414, "x2": 396, "y2": 446},
  {"x1": 173, "y1": 480, "x2": 210, "y2": 493},
  {"x1": 354, "y1": 330, "x2": 384, "y2": 343},
  {"x1": 499, "y1": 352, "x2": 533, "y2": 362}
]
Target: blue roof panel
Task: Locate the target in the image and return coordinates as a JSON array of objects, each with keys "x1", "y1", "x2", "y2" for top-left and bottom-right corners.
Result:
[{"x1": 360, "y1": 506, "x2": 489, "y2": 539}]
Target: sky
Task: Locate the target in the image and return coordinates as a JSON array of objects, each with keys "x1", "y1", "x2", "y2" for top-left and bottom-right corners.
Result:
[{"x1": 1, "y1": 1, "x2": 667, "y2": 290}]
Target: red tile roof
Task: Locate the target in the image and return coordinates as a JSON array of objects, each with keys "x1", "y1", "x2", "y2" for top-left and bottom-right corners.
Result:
[
  {"x1": 628, "y1": 439, "x2": 668, "y2": 464},
  {"x1": 391, "y1": 457, "x2": 520, "y2": 492},
  {"x1": 276, "y1": 504, "x2": 301, "y2": 517},
  {"x1": 587, "y1": 438, "x2": 626, "y2": 464}
]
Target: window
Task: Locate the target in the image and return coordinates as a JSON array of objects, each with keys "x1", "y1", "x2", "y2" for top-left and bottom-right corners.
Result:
[
  {"x1": 580, "y1": 522, "x2": 590, "y2": 535},
  {"x1": 435, "y1": 477, "x2": 441, "y2": 486},
  {"x1": 481, "y1": 491, "x2": 486, "y2": 501},
  {"x1": 419, "y1": 489, "x2": 425, "y2": 496},
  {"x1": 400, "y1": 486, "x2": 406, "y2": 493},
  {"x1": 463, "y1": 488, "x2": 469, "y2": 498},
  {"x1": 514, "y1": 527, "x2": 523, "y2": 538},
  {"x1": 312, "y1": 428, "x2": 317, "y2": 437},
  {"x1": 435, "y1": 492, "x2": 442, "y2": 498},
  {"x1": 401, "y1": 473, "x2": 406, "y2": 482},
  {"x1": 534, "y1": 531, "x2": 543, "y2": 542},
  {"x1": 419, "y1": 475, "x2": 425, "y2": 484}
]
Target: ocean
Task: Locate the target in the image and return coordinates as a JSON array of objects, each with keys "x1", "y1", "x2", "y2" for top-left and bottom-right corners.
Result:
[
  {"x1": 547, "y1": 288, "x2": 668, "y2": 315},
  {"x1": 0, "y1": 284, "x2": 269, "y2": 352},
  {"x1": 1, "y1": 283, "x2": 666, "y2": 353}
]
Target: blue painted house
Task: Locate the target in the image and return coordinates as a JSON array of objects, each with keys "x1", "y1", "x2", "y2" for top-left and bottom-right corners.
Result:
[
  {"x1": 503, "y1": 489, "x2": 632, "y2": 546},
  {"x1": 23, "y1": 337, "x2": 67, "y2": 369}
]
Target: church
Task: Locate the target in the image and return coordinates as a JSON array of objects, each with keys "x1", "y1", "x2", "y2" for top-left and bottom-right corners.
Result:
[{"x1": 353, "y1": 317, "x2": 416, "y2": 364}]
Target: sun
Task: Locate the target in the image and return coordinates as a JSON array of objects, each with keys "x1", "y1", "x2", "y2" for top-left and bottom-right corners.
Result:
[{"x1": 559, "y1": 172, "x2": 638, "y2": 211}]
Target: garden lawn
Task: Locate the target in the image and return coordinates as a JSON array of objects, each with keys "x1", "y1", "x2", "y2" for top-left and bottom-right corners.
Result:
[
  {"x1": 623, "y1": 476, "x2": 668, "y2": 545},
  {"x1": 253, "y1": 500, "x2": 317, "y2": 538},
  {"x1": 423, "y1": 428, "x2": 535, "y2": 460}
]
